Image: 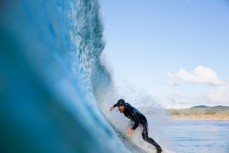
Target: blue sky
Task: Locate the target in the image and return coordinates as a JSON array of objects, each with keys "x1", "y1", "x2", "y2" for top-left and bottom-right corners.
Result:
[{"x1": 100, "y1": 0, "x2": 229, "y2": 108}]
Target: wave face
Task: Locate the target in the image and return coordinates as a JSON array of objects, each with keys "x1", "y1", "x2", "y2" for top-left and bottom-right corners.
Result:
[{"x1": 0, "y1": 0, "x2": 133, "y2": 153}]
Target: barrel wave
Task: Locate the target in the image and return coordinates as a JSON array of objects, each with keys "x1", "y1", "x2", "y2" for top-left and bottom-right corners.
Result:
[{"x1": 0, "y1": 1, "x2": 168, "y2": 153}]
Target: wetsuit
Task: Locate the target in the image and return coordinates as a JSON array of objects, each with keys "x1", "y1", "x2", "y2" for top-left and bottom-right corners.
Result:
[{"x1": 114, "y1": 102, "x2": 162, "y2": 153}]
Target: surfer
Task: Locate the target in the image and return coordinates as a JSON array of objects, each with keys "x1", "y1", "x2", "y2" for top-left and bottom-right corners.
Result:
[{"x1": 110, "y1": 99, "x2": 162, "y2": 153}]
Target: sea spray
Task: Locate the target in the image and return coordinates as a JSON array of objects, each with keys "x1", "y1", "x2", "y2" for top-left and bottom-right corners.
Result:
[
  {"x1": 71, "y1": 0, "x2": 111, "y2": 94},
  {"x1": 95, "y1": 77, "x2": 174, "y2": 152}
]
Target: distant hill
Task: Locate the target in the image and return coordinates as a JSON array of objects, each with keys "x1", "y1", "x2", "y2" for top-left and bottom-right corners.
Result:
[
  {"x1": 211, "y1": 105, "x2": 229, "y2": 109},
  {"x1": 167, "y1": 105, "x2": 229, "y2": 116},
  {"x1": 191, "y1": 105, "x2": 229, "y2": 109},
  {"x1": 191, "y1": 105, "x2": 209, "y2": 108}
]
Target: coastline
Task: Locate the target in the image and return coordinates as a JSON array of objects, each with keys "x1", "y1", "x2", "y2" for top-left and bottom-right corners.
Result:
[{"x1": 170, "y1": 114, "x2": 229, "y2": 120}]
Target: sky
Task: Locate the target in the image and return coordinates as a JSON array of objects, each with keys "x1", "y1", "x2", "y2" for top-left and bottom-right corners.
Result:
[{"x1": 99, "y1": 0, "x2": 229, "y2": 108}]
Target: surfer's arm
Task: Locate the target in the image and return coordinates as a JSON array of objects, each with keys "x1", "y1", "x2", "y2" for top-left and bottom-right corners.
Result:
[
  {"x1": 110, "y1": 103, "x2": 118, "y2": 111},
  {"x1": 113, "y1": 103, "x2": 118, "y2": 107},
  {"x1": 130, "y1": 112, "x2": 140, "y2": 130}
]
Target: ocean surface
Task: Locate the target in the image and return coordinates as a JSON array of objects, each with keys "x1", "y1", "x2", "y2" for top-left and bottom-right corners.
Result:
[
  {"x1": 164, "y1": 120, "x2": 229, "y2": 153},
  {"x1": 1, "y1": 0, "x2": 228, "y2": 153}
]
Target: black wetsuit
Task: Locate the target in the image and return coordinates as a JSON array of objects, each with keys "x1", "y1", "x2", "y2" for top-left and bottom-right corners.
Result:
[{"x1": 114, "y1": 102, "x2": 162, "y2": 153}]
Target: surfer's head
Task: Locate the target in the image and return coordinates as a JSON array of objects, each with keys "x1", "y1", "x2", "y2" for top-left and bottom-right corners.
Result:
[{"x1": 117, "y1": 99, "x2": 126, "y2": 113}]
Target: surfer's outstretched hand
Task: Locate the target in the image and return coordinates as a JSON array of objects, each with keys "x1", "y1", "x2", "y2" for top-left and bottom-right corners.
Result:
[
  {"x1": 127, "y1": 129, "x2": 134, "y2": 136},
  {"x1": 110, "y1": 106, "x2": 114, "y2": 111}
]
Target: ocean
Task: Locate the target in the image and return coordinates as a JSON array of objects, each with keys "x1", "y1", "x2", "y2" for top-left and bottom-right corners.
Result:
[
  {"x1": 164, "y1": 120, "x2": 229, "y2": 153},
  {"x1": 0, "y1": 0, "x2": 228, "y2": 153}
]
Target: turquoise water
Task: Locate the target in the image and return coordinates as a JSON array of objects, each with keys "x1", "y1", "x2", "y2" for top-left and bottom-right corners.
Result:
[
  {"x1": 165, "y1": 120, "x2": 229, "y2": 153},
  {"x1": 0, "y1": 0, "x2": 130, "y2": 153}
]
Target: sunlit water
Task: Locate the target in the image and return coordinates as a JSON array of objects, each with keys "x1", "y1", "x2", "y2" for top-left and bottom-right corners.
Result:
[{"x1": 164, "y1": 120, "x2": 229, "y2": 153}]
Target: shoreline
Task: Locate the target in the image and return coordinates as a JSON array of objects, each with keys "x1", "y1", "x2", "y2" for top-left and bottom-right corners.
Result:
[{"x1": 170, "y1": 114, "x2": 229, "y2": 120}]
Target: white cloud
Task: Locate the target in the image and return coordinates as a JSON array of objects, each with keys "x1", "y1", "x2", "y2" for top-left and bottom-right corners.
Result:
[
  {"x1": 164, "y1": 82, "x2": 229, "y2": 108},
  {"x1": 163, "y1": 66, "x2": 229, "y2": 108},
  {"x1": 164, "y1": 92, "x2": 205, "y2": 109},
  {"x1": 206, "y1": 83, "x2": 229, "y2": 104},
  {"x1": 168, "y1": 66, "x2": 223, "y2": 85}
]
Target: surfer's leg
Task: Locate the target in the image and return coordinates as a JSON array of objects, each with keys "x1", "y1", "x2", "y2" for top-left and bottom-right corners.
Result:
[{"x1": 142, "y1": 124, "x2": 162, "y2": 153}]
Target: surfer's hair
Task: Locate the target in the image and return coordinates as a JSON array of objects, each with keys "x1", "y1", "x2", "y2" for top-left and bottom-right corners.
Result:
[{"x1": 117, "y1": 99, "x2": 126, "y2": 107}]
